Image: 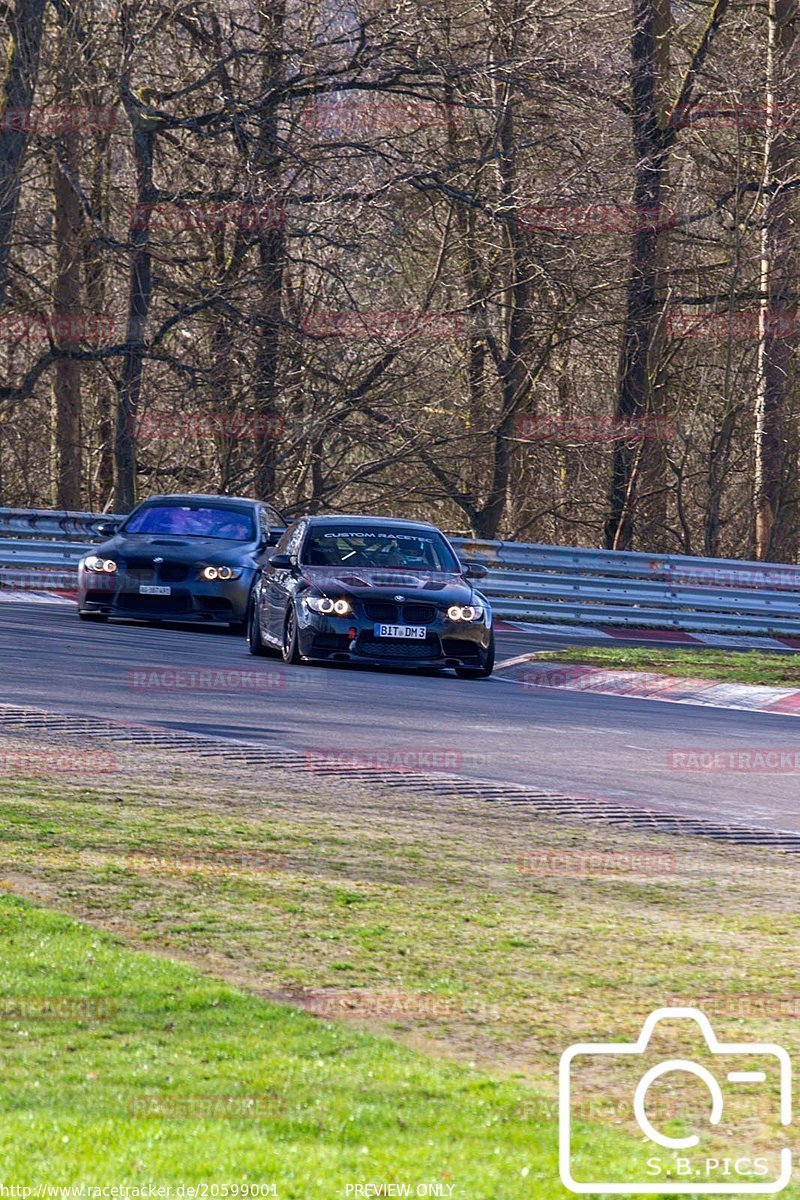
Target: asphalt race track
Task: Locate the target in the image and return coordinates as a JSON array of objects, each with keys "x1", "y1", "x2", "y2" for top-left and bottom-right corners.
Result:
[{"x1": 1, "y1": 601, "x2": 798, "y2": 833}]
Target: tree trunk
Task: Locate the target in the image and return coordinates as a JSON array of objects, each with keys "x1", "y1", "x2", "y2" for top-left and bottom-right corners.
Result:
[
  {"x1": 252, "y1": 0, "x2": 287, "y2": 502},
  {"x1": 606, "y1": 0, "x2": 731, "y2": 549},
  {"x1": 605, "y1": 0, "x2": 671, "y2": 550},
  {"x1": 754, "y1": 0, "x2": 799, "y2": 561},
  {"x1": 85, "y1": 127, "x2": 114, "y2": 508},
  {"x1": 114, "y1": 120, "x2": 155, "y2": 513},
  {"x1": 52, "y1": 126, "x2": 83, "y2": 508},
  {"x1": 0, "y1": 0, "x2": 47, "y2": 307},
  {"x1": 473, "y1": 0, "x2": 533, "y2": 539}
]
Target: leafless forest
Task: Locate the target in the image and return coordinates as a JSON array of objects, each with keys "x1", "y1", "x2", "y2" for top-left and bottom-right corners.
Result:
[{"x1": 1, "y1": 0, "x2": 798, "y2": 556}]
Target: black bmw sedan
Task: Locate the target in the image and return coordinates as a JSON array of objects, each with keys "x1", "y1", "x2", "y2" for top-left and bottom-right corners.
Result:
[
  {"x1": 247, "y1": 515, "x2": 494, "y2": 678},
  {"x1": 77, "y1": 494, "x2": 284, "y2": 629}
]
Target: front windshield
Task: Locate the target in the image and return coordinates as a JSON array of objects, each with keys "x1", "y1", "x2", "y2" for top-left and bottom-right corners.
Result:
[
  {"x1": 123, "y1": 503, "x2": 255, "y2": 541},
  {"x1": 303, "y1": 527, "x2": 460, "y2": 571}
]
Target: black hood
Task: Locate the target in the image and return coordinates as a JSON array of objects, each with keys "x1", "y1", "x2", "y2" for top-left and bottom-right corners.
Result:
[
  {"x1": 95, "y1": 533, "x2": 257, "y2": 564},
  {"x1": 299, "y1": 566, "x2": 481, "y2": 606}
]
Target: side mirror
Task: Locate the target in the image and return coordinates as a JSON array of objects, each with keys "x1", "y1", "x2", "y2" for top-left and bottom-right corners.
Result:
[
  {"x1": 463, "y1": 560, "x2": 488, "y2": 580},
  {"x1": 96, "y1": 520, "x2": 119, "y2": 538},
  {"x1": 266, "y1": 527, "x2": 284, "y2": 547},
  {"x1": 268, "y1": 553, "x2": 294, "y2": 571}
]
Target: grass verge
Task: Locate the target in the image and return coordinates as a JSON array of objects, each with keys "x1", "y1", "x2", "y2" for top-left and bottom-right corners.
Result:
[
  {"x1": 0, "y1": 731, "x2": 797, "y2": 1195},
  {"x1": 534, "y1": 645, "x2": 800, "y2": 687}
]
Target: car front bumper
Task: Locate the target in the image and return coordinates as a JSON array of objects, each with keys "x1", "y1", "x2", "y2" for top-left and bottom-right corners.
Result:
[
  {"x1": 295, "y1": 608, "x2": 493, "y2": 668},
  {"x1": 78, "y1": 570, "x2": 254, "y2": 624}
]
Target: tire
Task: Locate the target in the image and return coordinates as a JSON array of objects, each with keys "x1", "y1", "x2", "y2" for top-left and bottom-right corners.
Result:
[
  {"x1": 454, "y1": 632, "x2": 495, "y2": 679},
  {"x1": 247, "y1": 595, "x2": 272, "y2": 657},
  {"x1": 281, "y1": 603, "x2": 303, "y2": 664},
  {"x1": 79, "y1": 611, "x2": 107, "y2": 622}
]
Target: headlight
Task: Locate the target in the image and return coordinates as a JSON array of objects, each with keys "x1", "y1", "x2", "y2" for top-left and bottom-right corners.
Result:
[
  {"x1": 446, "y1": 604, "x2": 483, "y2": 622},
  {"x1": 306, "y1": 595, "x2": 353, "y2": 616},
  {"x1": 84, "y1": 556, "x2": 117, "y2": 574},
  {"x1": 200, "y1": 566, "x2": 242, "y2": 581}
]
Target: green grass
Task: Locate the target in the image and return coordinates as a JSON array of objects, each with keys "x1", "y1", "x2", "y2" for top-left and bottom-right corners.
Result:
[
  {"x1": 0, "y1": 895, "x2": 548, "y2": 1191},
  {"x1": 534, "y1": 645, "x2": 800, "y2": 687},
  {"x1": 1, "y1": 739, "x2": 799, "y2": 1195}
]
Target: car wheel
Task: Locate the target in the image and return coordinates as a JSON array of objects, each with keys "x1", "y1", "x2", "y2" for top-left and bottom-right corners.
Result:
[
  {"x1": 247, "y1": 595, "x2": 272, "y2": 657},
  {"x1": 281, "y1": 604, "x2": 303, "y2": 664},
  {"x1": 454, "y1": 633, "x2": 495, "y2": 679},
  {"x1": 78, "y1": 611, "x2": 107, "y2": 622}
]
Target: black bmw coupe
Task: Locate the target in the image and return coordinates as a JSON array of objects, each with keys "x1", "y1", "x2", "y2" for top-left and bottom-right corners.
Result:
[
  {"x1": 77, "y1": 494, "x2": 284, "y2": 629},
  {"x1": 247, "y1": 515, "x2": 494, "y2": 678}
]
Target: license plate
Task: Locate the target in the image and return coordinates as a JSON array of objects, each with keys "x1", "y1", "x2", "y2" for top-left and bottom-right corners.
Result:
[
  {"x1": 139, "y1": 585, "x2": 171, "y2": 596},
  {"x1": 374, "y1": 624, "x2": 425, "y2": 639}
]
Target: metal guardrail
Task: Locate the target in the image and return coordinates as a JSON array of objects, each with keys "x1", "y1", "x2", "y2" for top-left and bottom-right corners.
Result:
[
  {"x1": 1, "y1": 507, "x2": 800, "y2": 636},
  {"x1": 0, "y1": 508, "x2": 119, "y2": 541},
  {"x1": 451, "y1": 538, "x2": 800, "y2": 635}
]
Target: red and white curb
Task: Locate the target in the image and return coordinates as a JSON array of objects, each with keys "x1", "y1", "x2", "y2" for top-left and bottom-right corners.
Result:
[
  {"x1": 497, "y1": 659, "x2": 800, "y2": 717},
  {"x1": 494, "y1": 619, "x2": 800, "y2": 652},
  {"x1": 0, "y1": 589, "x2": 75, "y2": 605}
]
